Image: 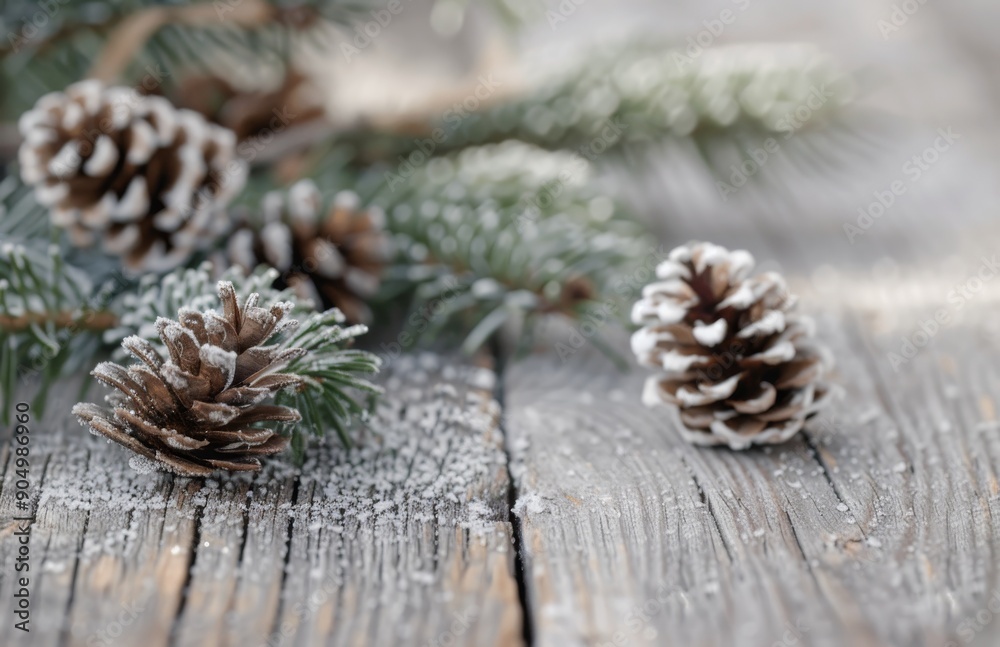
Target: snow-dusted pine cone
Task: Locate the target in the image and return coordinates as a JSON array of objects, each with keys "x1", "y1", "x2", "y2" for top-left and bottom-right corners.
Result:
[
  {"x1": 631, "y1": 242, "x2": 829, "y2": 449},
  {"x1": 224, "y1": 179, "x2": 391, "y2": 324},
  {"x1": 18, "y1": 80, "x2": 246, "y2": 272},
  {"x1": 73, "y1": 282, "x2": 304, "y2": 476}
]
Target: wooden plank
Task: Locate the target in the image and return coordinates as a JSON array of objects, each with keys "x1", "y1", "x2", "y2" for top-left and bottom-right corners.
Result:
[
  {"x1": 504, "y1": 78, "x2": 1000, "y2": 641},
  {"x1": 505, "y1": 293, "x2": 1000, "y2": 646},
  {"x1": 499, "y1": 6, "x2": 1000, "y2": 639},
  {"x1": 269, "y1": 354, "x2": 521, "y2": 647},
  {"x1": 0, "y1": 434, "x2": 87, "y2": 647},
  {"x1": 505, "y1": 328, "x2": 848, "y2": 647},
  {"x1": 0, "y1": 353, "x2": 522, "y2": 647}
]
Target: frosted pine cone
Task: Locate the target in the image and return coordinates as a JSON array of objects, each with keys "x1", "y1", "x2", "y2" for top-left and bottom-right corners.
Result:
[
  {"x1": 73, "y1": 282, "x2": 304, "y2": 476},
  {"x1": 631, "y1": 242, "x2": 829, "y2": 449},
  {"x1": 225, "y1": 179, "x2": 391, "y2": 324},
  {"x1": 18, "y1": 80, "x2": 246, "y2": 273}
]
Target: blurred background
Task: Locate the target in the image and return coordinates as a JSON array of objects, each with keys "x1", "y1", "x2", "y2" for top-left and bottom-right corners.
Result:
[
  {"x1": 4, "y1": 0, "x2": 997, "y2": 294},
  {"x1": 3, "y1": 3, "x2": 1000, "y2": 646}
]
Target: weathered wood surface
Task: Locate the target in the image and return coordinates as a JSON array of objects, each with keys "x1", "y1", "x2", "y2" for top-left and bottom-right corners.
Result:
[
  {"x1": 0, "y1": 356, "x2": 521, "y2": 647},
  {"x1": 4, "y1": 0, "x2": 1000, "y2": 645},
  {"x1": 505, "y1": 298, "x2": 1000, "y2": 647},
  {"x1": 500, "y1": 2, "x2": 1000, "y2": 644}
]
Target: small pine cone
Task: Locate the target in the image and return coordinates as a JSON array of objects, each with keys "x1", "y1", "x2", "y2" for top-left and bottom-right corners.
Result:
[
  {"x1": 631, "y1": 242, "x2": 829, "y2": 450},
  {"x1": 17, "y1": 80, "x2": 246, "y2": 273},
  {"x1": 225, "y1": 179, "x2": 391, "y2": 324},
  {"x1": 73, "y1": 282, "x2": 304, "y2": 477}
]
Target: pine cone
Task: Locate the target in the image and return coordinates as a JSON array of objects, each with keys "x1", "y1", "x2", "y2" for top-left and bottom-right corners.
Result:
[
  {"x1": 170, "y1": 71, "x2": 325, "y2": 143},
  {"x1": 17, "y1": 80, "x2": 246, "y2": 273},
  {"x1": 224, "y1": 179, "x2": 391, "y2": 324},
  {"x1": 631, "y1": 242, "x2": 829, "y2": 449},
  {"x1": 73, "y1": 282, "x2": 304, "y2": 476}
]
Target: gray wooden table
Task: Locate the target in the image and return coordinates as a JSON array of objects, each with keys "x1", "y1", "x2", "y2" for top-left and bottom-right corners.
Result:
[{"x1": 3, "y1": 1, "x2": 1000, "y2": 645}]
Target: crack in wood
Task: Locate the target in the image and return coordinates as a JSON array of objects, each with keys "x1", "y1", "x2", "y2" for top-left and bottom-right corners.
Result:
[
  {"x1": 265, "y1": 475, "x2": 301, "y2": 642},
  {"x1": 57, "y1": 449, "x2": 91, "y2": 647},
  {"x1": 798, "y1": 432, "x2": 868, "y2": 541},
  {"x1": 504, "y1": 476, "x2": 534, "y2": 647},
  {"x1": 491, "y1": 338, "x2": 535, "y2": 646},
  {"x1": 168, "y1": 493, "x2": 204, "y2": 644},
  {"x1": 680, "y1": 454, "x2": 736, "y2": 565}
]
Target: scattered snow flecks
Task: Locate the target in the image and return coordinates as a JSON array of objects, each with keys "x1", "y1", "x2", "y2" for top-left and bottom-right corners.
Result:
[
  {"x1": 511, "y1": 493, "x2": 547, "y2": 517},
  {"x1": 28, "y1": 354, "x2": 509, "y2": 561},
  {"x1": 128, "y1": 455, "x2": 160, "y2": 474}
]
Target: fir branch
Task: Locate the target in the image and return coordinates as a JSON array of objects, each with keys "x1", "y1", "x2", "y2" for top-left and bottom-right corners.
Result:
[
  {"x1": 0, "y1": 174, "x2": 125, "y2": 418},
  {"x1": 0, "y1": 243, "x2": 96, "y2": 336},
  {"x1": 275, "y1": 308, "x2": 382, "y2": 461},
  {"x1": 104, "y1": 261, "x2": 309, "y2": 351},
  {"x1": 0, "y1": 311, "x2": 117, "y2": 332},
  {"x1": 365, "y1": 41, "x2": 855, "y2": 161},
  {"x1": 369, "y1": 141, "x2": 651, "y2": 353},
  {"x1": 0, "y1": 0, "x2": 368, "y2": 58},
  {"x1": 0, "y1": 0, "x2": 373, "y2": 118},
  {"x1": 0, "y1": 174, "x2": 48, "y2": 240},
  {"x1": 0, "y1": 241, "x2": 111, "y2": 420},
  {"x1": 88, "y1": 0, "x2": 286, "y2": 83}
]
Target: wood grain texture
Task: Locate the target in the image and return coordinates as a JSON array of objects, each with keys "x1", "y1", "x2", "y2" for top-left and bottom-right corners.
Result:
[
  {"x1": 504, "y1": 295, "x2": 1000, "y2": 647},
  {"x1": 0, "y1": 354, "x2": 522, "y2": 647},
  {"x1": 4, "y1": 2, "x2": 1000, "y2": 645},
  {"x1": 501, "y1": 0, "x2": 1000, "y2": 634}
]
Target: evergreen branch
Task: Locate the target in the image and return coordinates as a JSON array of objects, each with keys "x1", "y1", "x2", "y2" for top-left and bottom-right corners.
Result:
[
  {"x1": 0, "y1": 174, "x2": 49, "y2": 240},
  {"x1": 0, "y1": 243, "x2": 96, "y2": 327},
  {"x1": 363, "y1": 41, "x2": 855, "y2": 161},
  {"x1": 0, "y1": 0, "x2": 121, "y2": 57},
  {"x1": 0, "y1": 241, "x2": 110, "y2": 420},
  {"x1": 0, "y1": 311, "x2": 117, "y2": 332},
  {"x1": 104, "y1": 261, "x2": 309, "y2": 351},
  {"x1": 368, "y1": 141, "x2": 652, "y2": 353},
  {"x1": 0, "y1": 0, "x2": 369, "y2": 57},
  {"x1": 88, "y1": 0, "x2": 281, "y2": 83},
  {"x1": 0, "y1": 173, "x2": 121, "y2": 418},
  {"x1": 276, "y1": 308, "x2": 382, "y2": 461},
  {"x1": 0, "y1": 0, "x2": 372, "y2": 118}
]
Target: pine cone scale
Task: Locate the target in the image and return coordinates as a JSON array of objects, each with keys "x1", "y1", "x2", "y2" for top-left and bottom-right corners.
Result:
[
  {"x1": 158, "y1": 453, "x2": 216, "y2": 477},
  {"x1": 214, "y1": 437, "x2": 288, "y2": 456},
  {"x1": 241, "y1": 348, "x2": 307, "y2": 384},
  {"x1": 247, "y1": 374, "x2": 302, "y2": 393},
  {"x1": 730, "y1": 383, "x2": 777, "y2": 414},
  {"x1": 226, "y1": 405, "x2": 301, "y2": 427},
  {"x1": 76, "y1": 403, "x2": 170, "y2": 463},
  {"x1": 188, "y1": 400, "x2": 241, "y2": 426},
  {"x1": 215, "y1": 385, "x2": 272, "y2": 407},
  {"x1": 196, "y1": 429, "x2": 273, "y2": 446}
]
